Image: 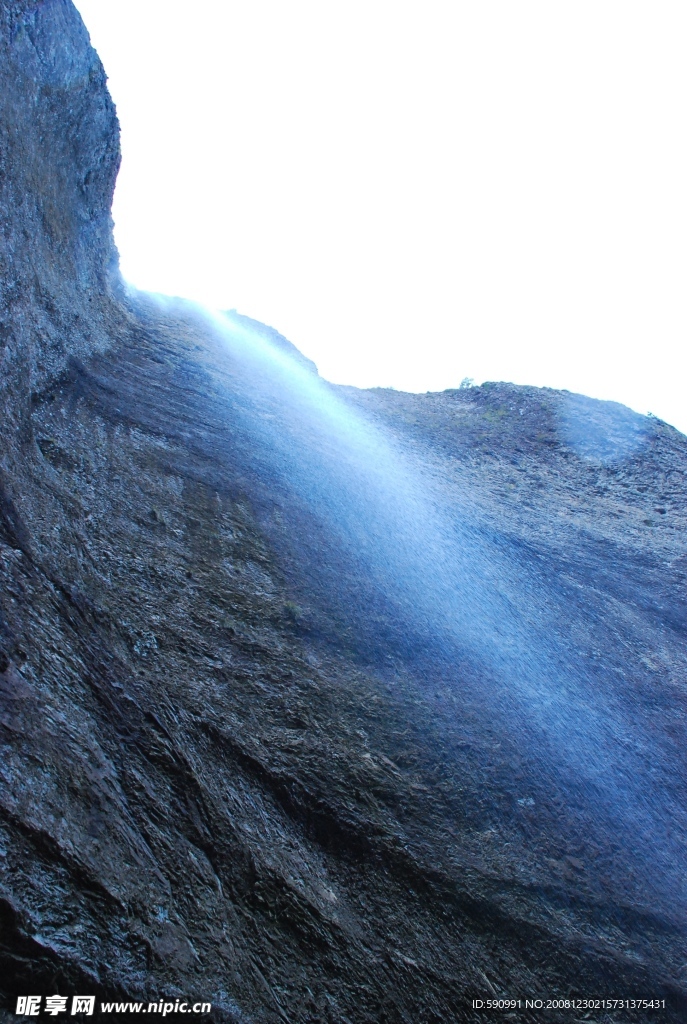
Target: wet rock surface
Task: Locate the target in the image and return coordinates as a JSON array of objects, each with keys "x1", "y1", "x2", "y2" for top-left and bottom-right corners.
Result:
[{"x1": 1, "y1": 4, "x2": 687, "y2": 1022}]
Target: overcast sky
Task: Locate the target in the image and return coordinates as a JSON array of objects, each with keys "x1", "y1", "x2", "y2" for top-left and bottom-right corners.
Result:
[{"x1": 73, "y1": 1, "x2": 686, "y2": 434}]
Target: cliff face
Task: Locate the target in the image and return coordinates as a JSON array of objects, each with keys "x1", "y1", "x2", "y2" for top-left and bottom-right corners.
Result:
[
  {"x1": 0, "y1": 0, "x2": 121, "y2": 432},
  {"x1": 1, "y1": 4, "x2": 687, "y2": 1023}
]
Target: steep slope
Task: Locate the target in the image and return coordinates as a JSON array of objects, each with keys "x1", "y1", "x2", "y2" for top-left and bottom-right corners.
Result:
[{"x1": 1, "y1": 3, "x2": 686, "y2": 1022}]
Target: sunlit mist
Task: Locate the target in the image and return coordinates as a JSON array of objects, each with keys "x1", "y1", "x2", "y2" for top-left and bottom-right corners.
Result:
[{"x1": 134, "y1": 293, "x2": 684, "y2": 912}]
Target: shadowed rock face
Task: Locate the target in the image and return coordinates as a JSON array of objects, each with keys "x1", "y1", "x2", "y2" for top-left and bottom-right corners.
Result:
[
  {"x1": 0, "y1": 0, "x2": 121, "y2": 434},
  {"x1": 1, "y1": 4, "x2": 687, "y2": 1023}
]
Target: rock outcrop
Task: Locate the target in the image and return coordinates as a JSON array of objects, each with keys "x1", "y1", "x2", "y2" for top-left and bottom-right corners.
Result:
[
  {"x1": 0, "y1": 0, "x2": 120, "y2": 412},
  {"x1": 1, "y1": 3, "x2": 686, "y2": 1022}
]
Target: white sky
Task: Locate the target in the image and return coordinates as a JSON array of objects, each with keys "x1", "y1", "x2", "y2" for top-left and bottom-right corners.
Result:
[{"x1": 73, "y1": 1, "x2": 687, "y2": 434}]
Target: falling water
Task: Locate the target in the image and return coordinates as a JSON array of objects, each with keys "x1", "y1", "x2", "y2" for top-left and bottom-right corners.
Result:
[{"x1": 198, "y1": 304, "x2": 685, "y2": 917}]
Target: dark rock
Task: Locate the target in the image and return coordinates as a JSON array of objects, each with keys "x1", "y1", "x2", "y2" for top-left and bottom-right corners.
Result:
[{"x1": 1, "y1": 3, "x2": 686, "y2": 1022}]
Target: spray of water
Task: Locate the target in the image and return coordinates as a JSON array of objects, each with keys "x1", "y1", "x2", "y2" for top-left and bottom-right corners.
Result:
[{"x1": 192, "y1": 303, "x2": 684, "y2": 914}]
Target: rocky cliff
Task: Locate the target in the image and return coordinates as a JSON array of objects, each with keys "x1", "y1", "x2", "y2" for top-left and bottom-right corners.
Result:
[{"x1": 1, "y1": 3, "x2": 686, "y2": 1022}]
